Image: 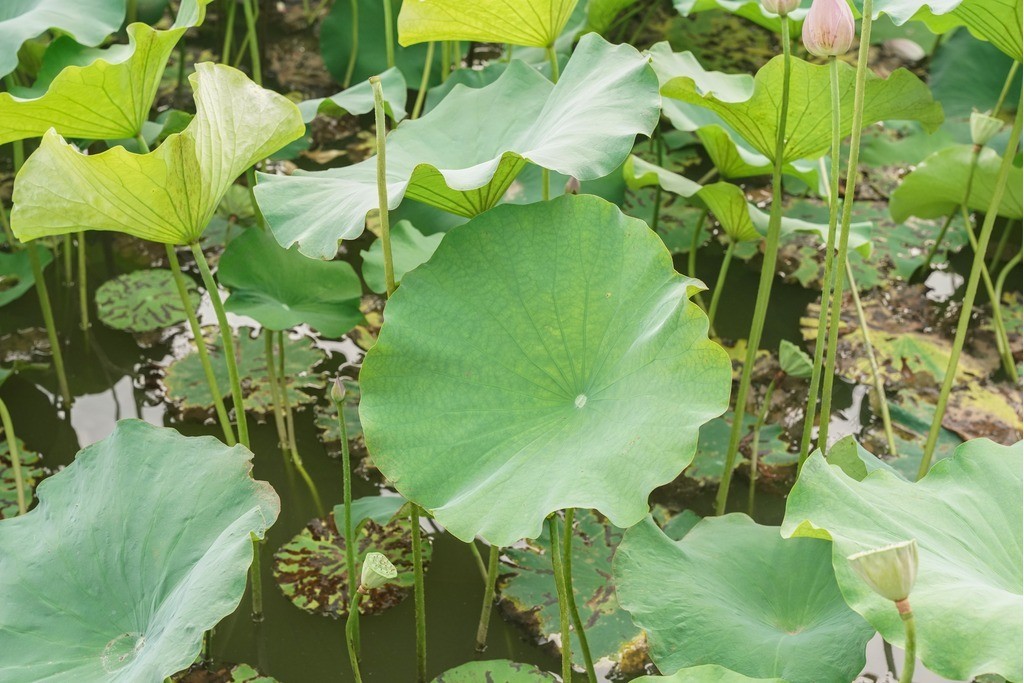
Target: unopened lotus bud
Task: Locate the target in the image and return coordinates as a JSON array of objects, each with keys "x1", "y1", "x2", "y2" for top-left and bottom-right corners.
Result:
[
  {"x1": 359, "y1": 552, "x2": 398, "y2": 592},
  {"x1": 802, "y1": 0, "x2": 856, "y2": 57},
  {"x1": 970, "y1": 111, "x2": 1003, "y2": 147},
  {"x1": 847, "y1": 539, "x2": 918, "y2": 602},
  {"x1": 761, "y1": 0, "x2": 800, "y2": 16},
  {"x1": 331, "y1": 377, "x2": 346, "y2": 404},
  {"x1": 565, "y1": 176, "x2": 581, "y2": 195}
]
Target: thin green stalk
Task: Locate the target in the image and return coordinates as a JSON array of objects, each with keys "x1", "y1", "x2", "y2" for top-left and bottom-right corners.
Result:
[
  {"x1": 263, "y1": 331, "x2": 289, "y2": 451},
  {"x1": 919, "y1": 109, "x2": 1022, "y2": 480},
  {"x1": 547, "y1": 514, "x2": 573, "y2": 683},
  {"x1": 475, "y1": 544, "x2": 501, "y2": 651},
  {"x1": 241, "y1": 0, "x2": 261, "y2": 85},
  {"x1": 989, "y1": 217, "x2": 1014, "y2": 272},
  {"x1": 798, "y1": 64, "x2": 842, "y2": 467},
  {"x1": 333, "y1": 381, "x2": 360, "y2": 652},
  {"x1": 817, "y1": 1, "x2": 875, "y2": 454},
  {"x1": 28, "y1": 246, "x2": 72, "y2": 406},
  {"x1": 189, "y1": 242, "x2": 250, "y2": 447},
  {"x1": 223, "y1": 0, "x2": 237, "y2": 64},
  {"x1": 343, "y1": 0, "x2": 358, "y2": 87},
  {"x1": 451, "y1": 41, "x2": 461, "y2": 72},
  {"x1": 411, "y1": 42, "x2": 436, "y2": 120},
  {"x1": 370, "y1": 76, "x2": 396, "y2": 297},
  {"x1": 707, "y1": 240, "x2": 735, "y2": 333},
  {"x1": 411, "y1": 505, "x2": 427, "y2": 682},
  {"x1": 995, "y1": 245, "x2": 1023, "y2": 311},
  {"x1": 165, "y1": 244, "x2": 236, "y2": 446},
  {"x1": 546, "y1": 45, "x2": 560, "y2": 81},
  {"x1": 441, "y1": 42, "x2": 450, "y2": 82},
  {"x1": 897, "y1": 601, "x2": 916, "y2": 683},
  {"x1": 277, "y1": 330, "x2": 323, "y2": 514},
  {"x1": 714, "y1": 16, "x2": 792, "y2": 515},
  {"x1": 62, "y1": 235, "x2": 73, "y2": 283},
  {"x1": 748, "y1": 378, "x2": 776, "y2": 518},
  {"x1": 249, "y1": 532, "x2": 264, "y2": 621},
  {"x1": 920, "y1": 210, "x2": 956, "y2": 275},
  {"x1": 77, "y1": 233, "x2": 89, "y2": 331},
  {"x1": 993, "y1": 61, "x2": 1020, "y2": 115},
  {"x1": 883, "y1": 640, "x2": 897, "y2": 677},
  {"x1": 246, "y1": 166, "x2": 265, "y2": 229},
  {"x1": 562, "y1": 508, "x2": 597, "y2": 682},
  {"x1": 467, "y1": 540, "x2": 488, "y2": 581},
  {"x1": 382, "y1": 0, "x2": 395, "y2": 69},
  {"x1": 346, "y1": 590, "x2": 365, "y2": 682},
  {"x1": 0, "y1": 398, "x2": 26, "y2": 515}
]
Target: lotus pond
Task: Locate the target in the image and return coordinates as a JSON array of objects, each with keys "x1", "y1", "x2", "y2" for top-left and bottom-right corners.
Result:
[{"x1": 0, "y1": 0, "x2": 1021, "y2": 682}]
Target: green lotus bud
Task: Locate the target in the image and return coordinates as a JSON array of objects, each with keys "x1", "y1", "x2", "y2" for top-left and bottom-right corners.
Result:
[
  {"x1": 970, "y1": 111, "x2": 1003, "y2": 147},
  {"x1": 331, "y1": 377, "x2": 346, "y2": 405},
  {"x1": 359, "y1": 551, "x2": 398, "y2": 592},
  {"x1": 847, "y1": 539, "x2": 918, "y2": 602}
]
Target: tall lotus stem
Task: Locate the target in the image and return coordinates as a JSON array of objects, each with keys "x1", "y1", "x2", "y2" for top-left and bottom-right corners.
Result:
[
  {"x1": 411, "y1": 42, "x2": 436, "y2": 120},
  {"x1": 77, "y1": 233, "x2": 89, "y2": 331},
  {"x1": 816, "y1": 0, "x2": 874, "y2": 453},
  {"x1": 264, "y1": 331, "x2": 289, "y2": 452},
  {"x1": 343, "y1": 0, "x2": 359, "y2": 88},
  {"x1": 241, "y1": 0, "x2": 261, "y2": 85},
  {"x1": 346, "y1": 589, "x2": 365, "y2": 683},
  {"x1": 562, "y1": 508, "x2": 597, "y2": 682},
  {"x1": 547, "y1": 514, "x2": 573, "y2": 682},
  {"x1": 0, "y1": 397, "x2": 26, "y2": 515},
  {"x1": 277, "y1": 330, "x2": 323, "y2": 515},
  {"x1": 714, "y1": 15, "x2": 793, "y2": 515},
  {"x1": 332, "y1": 379, "x2": 360, "y2": 652},
  {"x1": 382, "y1": 0, "x2": 395, "y2": 69},
  {"x1": 993, "y1": 61, "x2": 1020, "y2": 115},
  {"x1": 707, "y1": 240, "x2": 736, "y2": 333},
  {"x1": 475, "y1": 544, "x2": 501, "y2": 650},
  {"x1": 223, "y1": 0, "x2": 237, "y2": 64},
  {"x1": 541, "y1": 46, "x2": 561, "y2": 202},
  {"x1": 920, "y1": 210, "x2": 955, "y2": 274},
  {"x1": 748, "y1": 376, "x2": 778, "y2": 517},
  {"x1": 919, "y1": 109, "x2": 1022, "y2": 479},
  {"x1": 897, "y1": 600, "x2": 917, "y2": 683}
]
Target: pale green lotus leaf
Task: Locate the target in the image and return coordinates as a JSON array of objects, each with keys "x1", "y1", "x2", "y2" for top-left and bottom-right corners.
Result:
[
  {"x1": 614, "y1": 515, "x2": 875, "y2": 683},
  {"x1": 11, "y1": 63, "x2": 304, "y2": 245},
  {"x1": 673, "y1": 0, "x2": 811, "y2": 31},
  {"x1": 662, "y1": 54, "x2": 944, "y2": 163},
  {"x1": 586, "y1": 0, "x2": 642, "y2": 33},
  {"x1": 359, "y1": 196, "x2": 731, "y2": 546},
  {"x1": 782, "y1": 440, "x2": 1023, "y2": 681},
  {"x1": 297, "y1": 67, "x2": 408, "y2": 123},
  {"x1": 695, "y1": 124, "x2": 822, "y2": 190},
  {"x1": 890, "y1": 144, "x2": 1024, "y2": 222},
  {"x1": 360, "y1": 220, "x2": 444, "y2": 294},
  {"x1": 429, "y1": 660, "x2": 558, "y2": 682},
  {"x1": 255, "y1": 33, "x2": 658, "y2": 259},
  {"x1": 397, "y1": 0, "x2": 579, "y2": 47},
  {"x1": 874, "y1": 0, "x2": 1022, "y2": 60},
  {"x1": 634, "y1": 665, "x2": 786, "y2": 682},
  {"x1": 0, "y1": 419, "x2": 280, "y2": 682}
]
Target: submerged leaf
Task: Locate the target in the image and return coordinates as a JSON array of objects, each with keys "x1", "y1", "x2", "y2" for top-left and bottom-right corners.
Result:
[
  {"x1": 0, "y1": 420, "x2": 280, "y2": 681},
  {"x1": 397, "y1": 0, "x2": 579, "y2": 47},
  {"x1": 95, "y1": 269, "x2": 199, "y2": 333},
  {"x1": 0, "y1": 438, "x2": 44, "y2": 519},
  {"x1": 429, "y1": 660, "x2": 558, "y2": 682}
]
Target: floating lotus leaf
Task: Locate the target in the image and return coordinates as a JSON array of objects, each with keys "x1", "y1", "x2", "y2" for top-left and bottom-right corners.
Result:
[
  {"x1": 173, "y1": 662, "x2": 278, "y2": 682},
  {"x1": 0, "y1": 420, "x2": 280, "y2": 682},
  {"x1": 943, "y1": 379, "x2": 1023, "y2": 444},
  {"x1": 614, "y1": 515, "x2": 875, "y2": 683},
  {"x1": 860, "y1": 396, "x2": 963, "y2": 478},
  {"x1": 255, "y1": 34, "x2": 660, "y2": 258},
  {"x1": 94, "y1": 269, "x2": 199, "y2": 333},
  {"x1": 360, "y1": 195, "x2": 731, "y2": 546},
  {"x1": 398, "y1": 0, "x2": 578, "y2": 47},
  {"x1": 297, "y1": 67, "x2": 408, "y2": 123},
  {"x1": 634, "y1": 665, "x2": 786, "y2": 682},
  {"x1": 218, "y1": 228, "x2": 363, "y2": 338},
  {"x1": 0, "y1": 243, "x2": 52, "y2": 308},
  {"x1": 0, "y1": 438, "x2": 44, "y2": 519},
  {"x1": 662, "y1": 54, "x2": 944, "y2": 163},
  {"x1": 272, "y1": 512, "x2": 430, "y2": 617},
  {"x1": 11, "y1": 63, "x2": 304, "y2": 245},
  {"x1": 361, "y1": 220, "x2": 444, "y2": 294},
  {"x1": 163, "y1": 330, "x2": 325, "y2": 415},
  {"x1": 335, "y1": 495, "x2": 408, "y2": 539},
  {"x1": 685, "y1": 411, "x2": 754, "y2": 483},
  {"x1": 891, "y1": 145, "x2": 1024, "y2": 222},
  {"x1": 782, "y1": 440, "x2": 1023, "y2": 681},
  {"x1": 0, "y1": 0, "x2": 125, "y2": 77},
  {"x1": 500, "y1": 510, "x2": 641, "y2": 670},
  {"x1": 429, "y1": 660, "x2": 558, "y2": 682}
]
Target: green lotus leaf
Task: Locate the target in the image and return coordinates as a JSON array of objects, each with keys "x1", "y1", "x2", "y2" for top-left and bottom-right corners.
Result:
[
  {"x1": 695, "y1": 124, "x2": 822, "y2": 190},
  {"x1": 0, "y1": 0, "x2": 125, "y2": 78},
  {"x1": 662, "y1": 55, "x2": 944, "y2": 163},
  {"x1": 397, "y1": 0, "x2": 579, "y2": 47},
  {"x1": 0, "y1": 438, "x2": 44, "y2": 519},
  {"x1": 614, "y1": 515, "x2": 875, "y2": 682},
  {"x1": 586, "y1": 0, "x2": 642, "y2": 33},
  {"x1": 360, "y1": 220, "x2": 444, "y2": 294},
  {"x1": 10, "y1": 62, "x2": 304, "y2": 246},
  {"x1": 163, "y1": 329, "x2": 325, "y2": 415},
  {"x1": 929, "y1": 30, "x2": 1021, "y2": 119},
  {"x1": 334, "y1": 494, "x2": 408, "y2": 539},
  {"x1": 782, "y1": 440, "x2": 1023, "y2": 681},
  {"x1": 173, "y1": 662, "x2": 278, "y2": 682},
  {"x1": 255, "y1": 33, "x2": 660, "y2": 258},
  {"x1": 272, "y1": 512, "x2": 431, "y2": 617},
  {"x1": 890, "y1": 145, "x2": 1024, "y2": 222},
  {"x1": 429, "y1": 660, "x2": 558, "y2": 682},
  {"x1": 218, "y1": 228, "x2": 363, "y2": 338},
  {"x1": 359, "y1": 195, "x2": 731, "y2": 546},
  {"x1": 685, "y1": 411, "x2": 754, "y2": 483},
  {"x1": 634, "y1": 665, "x2": 786, "y2": 682},
  {"x1": 94, "y1": 269, "x2": 199, "y2": 333},
  {"x1": 673, "y1": 0, "x2": 811, "y2": 31},
  {"x1": 0, "y1": 419, "x2": 280, "y2": 681},
  {"x1": 500, "y1": 510, "x2": 640, "y2": 670},
  {"x1": 0, "y1": 243, "x2": 52, "y2": 308},
  {"x1": 297, "y1": 66, "x2": 408, "y2": 123},
  {"x1": 779, "y1": 340, "x2": 813, "y2": 379},
  {"x1": 874, "y1": 0, "x2": 1022, "y2": 60}
]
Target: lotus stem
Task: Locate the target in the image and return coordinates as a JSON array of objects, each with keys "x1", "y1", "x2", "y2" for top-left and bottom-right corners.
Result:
[
  {"x1": 411, "y1": 42, "x2": 436, "y2": 120},
  {"x1": 165, "y1": 244, "x2": 236, "y2": 446},
  {"x1": 919, "y1": 109, "x2": 1022, "y2": 479},
  {"x1": 651, "y1": 126, "x2": 664, "y2": 235},
  {"x1": 0, "y1": 397, "x2": 26, "y2": 515},
  {"x1": 441, "y1": 42, "x2": 450, "y2": 82},
  {"x1": 816, "y1": 0, "x2": 874, "y2": 454},
  {"x1": 62, "y1": 235, "x2": 72, "y2": 283},
  {"x1": 411, "y1": 504, "x2": 427, "y2": 682},
  {"x1": 241, "y1": 0, "x2": 261, "y2": 85},
  {"x1": 562, "y1": 508, "x2": 597, "y2": 682},
  {"x1": 798, "y1": 61, "x2": 842, "y2": 467},
  {"x1": 896, "y1": 599, "x2": 916, "y2": 683},
  {"x1": 382, "y1": 0, "x2": 395, "y2": 69},
  {"x1": 277, "y1": 330, "x2": 323, "y2": 514},
  {"x1": 332, "y1": 381, "x2": 360, "y2": 652},
  {"x1": 748, "y1": 377, "x2": 776, "y2": 517},
  {"x1": 343, "y1": 0, "x2": 358, "y2": 88},
  {"x1": 547, "y1": 514, "x2": 573, "y2": 682},
  {"x1": 467, "y1": 539, "x2": 488, "y2": 581},
  {"x1": 920, "y1": 210, "x2": 956, "y2": 275},
  {"x1": 223, "y1": 0, "x2": 237, "y2": 64},
  {"x1": 687, "y1": 209, "x2": 709, "y2": 280},
  {"x1": 883, "y1": 639, "x2": 897, "y2": 676},
  {"x1": 995, "y1": 245, "x2": 1023, "y2": 319},
  {"x1": 546, "y1": 45, "x2": 560, "y2": 82},
  {"x1": 370, "y1": 77, "x2": 397, "y2": 297},
  {"x1": 707, "y1": 240, "x2": 736, "y2": 334},
  {"x1": 346, "y1": 589, "x2": 365, "y2": 682},
  {"x1": 989, "y1": 217, "x2": 1014, "y2": 272},
  {"x1": 993, "y1": 61, "x2": 1020, "y2": 115},
  {"x1": 126, "y1": 0, "x2": 137, "y2": 24},
  {"x1": 714, "y1": 15, "x2": 792, "y2": 515},
  {"x1": 249, "y1": 532, "x2": 264, "y2": 621},
  {"x1": 263, "y1": 331, "x2": 289, "y2": 452},
  {"x1": 28, "y1": 246, "x2": 72, "y2": 406},
  {"x1": 475, "y1": 544, "x2": 501, "y2": 651},
  {"x1": 76, "y1": 233, "x2": 89, "y2": 331}
]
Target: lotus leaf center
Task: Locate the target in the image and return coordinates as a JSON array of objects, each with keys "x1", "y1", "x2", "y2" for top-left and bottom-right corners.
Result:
[
  {"x1": 101, "y1": 632, "x2": 146, "y2": 672},
  {"x1": 574, "y1": 394, "x2": 588, "y2": 409}
]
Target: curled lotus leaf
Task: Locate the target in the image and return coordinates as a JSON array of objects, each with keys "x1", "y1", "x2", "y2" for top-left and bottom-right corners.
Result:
[
  {"x1": 0, "y1": 0, "x2": 125, "y2": 77},
  {"x1": 429, "y1": 660, "x2": 558, "y2": 682},
  {"x1": 95, "y1": 269, "x2": 200, "y2": 333},
  {"x1": 397, "y1": 0, "x2": 579, "y2": 47},
  {"x1": 0, "y1": 420, "x2": 280, "y2": 682},
  {"x1": 254, "y1": 33, "x2": 660, "y2": 258},
  {"x1": 297, "y1": 67, "x2": 408, "y2": 123}
]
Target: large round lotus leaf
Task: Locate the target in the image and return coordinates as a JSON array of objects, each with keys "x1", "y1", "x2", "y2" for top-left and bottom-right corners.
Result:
[
  {"x1": 429, "y1": 660, "x2": 558, "y2": 682},
  {"x1": 218, "y1": 228, "x2": 363, "y2": 338},
  {"x1": 359, "y1": 195, "x2": 731, "y2": 546},
  {"x1": 782, "y1": 440, "x2": 1023, "y2": 682},
  {"x1": 272, "y1": 513, "x2": 430, "y2": 617},
  {"x1": 613, "y1": 515, "x2": 875, "y2": 683},
  {"x1": 0, "y1": 419, "x2": 280, "y2": 681},
  {"x1": 0, "y1": 437, "x2": 44, "y2": 519},
  {"x1": 95, "y1": 269, "x2": 199, "y2": 332},
  {"x1": 634, "y1": 665, "x2": 786, "y2": 682},
  {"x1": 0, "y1": 243, "x2": 52, "y2": 308}
]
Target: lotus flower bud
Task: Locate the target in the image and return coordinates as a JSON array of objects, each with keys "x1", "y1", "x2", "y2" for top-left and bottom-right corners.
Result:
[
  {"x1": 564, "y1": 176, "x2": 581, "y2": 195},
  {"x1": 761, "y1": 0, "x2": 800, "y2": 16},
  {"x1": 970, "y1": 111, "x2": 1003, "y2": 147},
  {"x1": 847, "y1": 539, "x2": 918, "y2": 603},
  {"x1": 331, "y1": 377, "x2": 346, "y2": 404},
  {"x1": 802, "y1": 0, "x2": 856, "y2": 57},
  {"x1": 359, "y1": 552, "x2": 398, "y2": 592}
]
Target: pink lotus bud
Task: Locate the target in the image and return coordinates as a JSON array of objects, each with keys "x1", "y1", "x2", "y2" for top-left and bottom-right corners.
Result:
[
  {"x1": 761, "y1": 0, "x2": 800, "y2": 16},
  {"x1": 802, "y1": 0, "x2": 856, "y2": 57}
]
